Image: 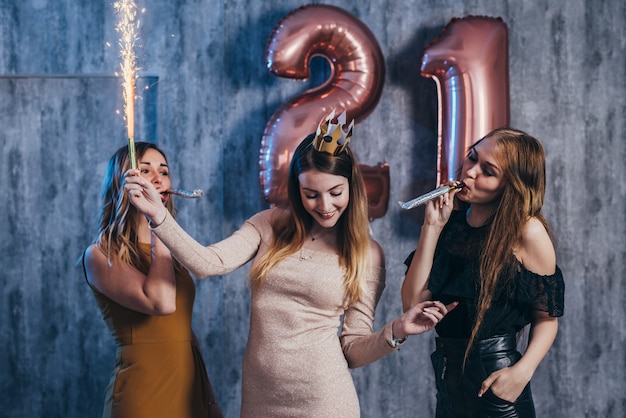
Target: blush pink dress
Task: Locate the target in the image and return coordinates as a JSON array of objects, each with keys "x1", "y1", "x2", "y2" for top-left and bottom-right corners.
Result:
[{"x1": 152, "y1": 208, "x2": 399, "y2": 418}]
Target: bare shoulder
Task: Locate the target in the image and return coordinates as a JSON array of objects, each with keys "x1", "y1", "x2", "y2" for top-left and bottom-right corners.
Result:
[
  {"x1": 522, "y1": 217, "x2": 553, "y2": 248},
  {"x1": 518, "y1": 217, "x2": 556, "y2": 275},
  {"x1": 83, "y1": 243, "x2": 109, "y2": 288},
  {"x1": 84, "y1": 244, "x2": 106, "y2": 269}
]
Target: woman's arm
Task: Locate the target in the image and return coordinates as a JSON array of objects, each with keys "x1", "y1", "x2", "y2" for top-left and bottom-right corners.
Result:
[
  {"x1": 400, "y1": 223, "x2": 441, "y2": 311},
  {"x1": 401, "y1": 192, "x2": 458, "y2": 311},
  {"x1": 341, "y1": 240, "x2": 455, "y2": 368},
  {"x1": 478, "y1": 313, "x2": 558, "y2": 401},
  {"x1": 124, "y1": 169, "x2": 264, "y2": 278},
  {"x1": 150, "y1": 210, "x2": 262, "y2": 278},
  {"x1": 84, "y1": 234, "x2": 177, "y2": 316},
  {"x1": 340, "y1": 239, "x2": 392, "y2": 368},
  {"x1": 478, "y1": 216, "x2": 560, "y2": 401}
]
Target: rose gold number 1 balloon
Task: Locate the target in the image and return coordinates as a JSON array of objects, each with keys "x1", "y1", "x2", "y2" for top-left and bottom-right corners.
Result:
[{"x1": 421, "y1": 16, "x2": 510, "y2": 183}]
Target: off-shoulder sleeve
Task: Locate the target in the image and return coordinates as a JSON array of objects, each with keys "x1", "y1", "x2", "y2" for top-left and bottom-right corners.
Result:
[
  {"x1": 514, "y1": 265, "x2": 565, "y2": 317},
  {"x1": 151, "y1": 210, "x2": 270, "y2": 279},
  {"x1": 340, "y1": 264, "x2": 398, "y2": 368}
]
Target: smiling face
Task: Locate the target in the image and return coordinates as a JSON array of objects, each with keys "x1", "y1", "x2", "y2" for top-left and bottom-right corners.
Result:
[
  {"x1": 137, "y1": 148, "x2": 171, "y2": 204},
  {"x1": 457, "y1": 135, "x2": 507, "y2": 208},
  {"x1": 298, "y1": 169, "x2": 350, "y2": 230}
]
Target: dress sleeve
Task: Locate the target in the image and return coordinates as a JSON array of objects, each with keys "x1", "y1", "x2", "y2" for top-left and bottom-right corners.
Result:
[
  {"x1": 151, "y1": 210, "x2": 267, "y2": 279},
  {"x1": 339, "y1": 264, "x2": 397, "y2": 368},
  {"x1": 514, "y1": 265, "x2": 565, "y2": 317}
]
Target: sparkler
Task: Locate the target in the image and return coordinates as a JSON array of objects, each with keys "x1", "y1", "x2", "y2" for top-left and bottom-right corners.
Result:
[{"x1": 114, "y1": 0, "x2": 141, "y2": 169}]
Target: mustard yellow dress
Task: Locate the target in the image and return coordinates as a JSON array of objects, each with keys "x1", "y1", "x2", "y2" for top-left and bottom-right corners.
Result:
[{"x1": 85, "y1": 243, "x2": 219, "y2": 418}]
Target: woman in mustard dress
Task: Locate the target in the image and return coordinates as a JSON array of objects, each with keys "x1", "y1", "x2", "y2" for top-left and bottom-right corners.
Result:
[{"x1": 83, "y1": 142, "x2": 222, "y2": 418}]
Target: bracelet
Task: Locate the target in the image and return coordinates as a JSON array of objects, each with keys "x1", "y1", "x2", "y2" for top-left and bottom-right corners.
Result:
[
  {"x1": 390, "y1": 334, "x2": 407, "y2": 348},
  {"x1": 148, "y1": 211, "x2": 167, "y2": 229}
]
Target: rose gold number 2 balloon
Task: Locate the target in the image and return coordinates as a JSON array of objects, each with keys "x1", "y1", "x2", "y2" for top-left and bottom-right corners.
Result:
[
  {"x1": 421, "y1": 16, "x2": 510, "y2": 183},
  {"x1": 260, "y1": 4, "x2": 386, "y2": 211}
]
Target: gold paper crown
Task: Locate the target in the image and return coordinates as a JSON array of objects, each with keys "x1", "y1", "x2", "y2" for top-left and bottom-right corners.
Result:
[{"x1": 313, "y1": 110, "x2": 354, "y2": 155}]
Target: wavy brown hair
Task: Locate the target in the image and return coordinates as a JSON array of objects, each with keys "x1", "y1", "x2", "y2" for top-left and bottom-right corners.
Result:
[
  {"x1": 464, "y1": 127, "x2": 549, "y2": 362},
  {"x1": 249, "y1": 134, "x2": 371, "y2": 307},
  {"x1": 94, "y1": 142, "x2": 177, "y2": 272}
]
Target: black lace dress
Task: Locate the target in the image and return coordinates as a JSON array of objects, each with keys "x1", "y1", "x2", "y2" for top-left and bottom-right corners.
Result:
[
  {"x1": 404, "y1": 210, "x2": 565, "y2": 418},
  {"x1": 405, "y1": 210, "x2": 564, "y2": 339}
]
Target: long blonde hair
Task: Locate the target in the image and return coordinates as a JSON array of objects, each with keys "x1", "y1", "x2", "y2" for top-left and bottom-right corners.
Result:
[
  {"x1": 249, "y1": 134, "x2": 371, "y2": 306},
  {"x1": 94, "y1": 142, "x2": 177, "y2": 272},
  {"x1": 464, "y1": 127, "x2": 549, "y2": 362}
]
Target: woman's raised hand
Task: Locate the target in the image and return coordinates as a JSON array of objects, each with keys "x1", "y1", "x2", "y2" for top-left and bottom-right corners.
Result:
[
  {"x1": 423, "y1": 183, "x2": 462, "y2": 227},
  {"x1": 123, "y1": 169, "x2": 168, "y2": 224}
]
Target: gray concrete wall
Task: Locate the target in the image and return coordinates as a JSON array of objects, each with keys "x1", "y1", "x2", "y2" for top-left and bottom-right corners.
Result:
[{"x1": 0, "y1": 1, "x2": 624, "y2": 417}]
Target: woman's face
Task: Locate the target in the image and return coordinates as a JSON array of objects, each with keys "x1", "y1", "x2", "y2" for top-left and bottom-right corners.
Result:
[
  {"x1": 298, "y1": 169, "x2": 350, "y2": 229},
  {"x1": 457, "y1": 135, "x2": 506, "y2": 206},
  {"x1": 138, "y1": 148, "x2": 171, "y2": 203}
]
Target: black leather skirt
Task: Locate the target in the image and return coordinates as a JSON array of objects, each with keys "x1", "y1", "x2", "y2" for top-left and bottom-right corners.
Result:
[{"x1": 431, "y1": 334, "x2": 535, "y2": 418}]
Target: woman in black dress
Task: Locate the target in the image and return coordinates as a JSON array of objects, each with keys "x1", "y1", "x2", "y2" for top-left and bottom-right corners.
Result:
[{"x1": 402, "y1": 127, "x2": 564, "y2": 417}]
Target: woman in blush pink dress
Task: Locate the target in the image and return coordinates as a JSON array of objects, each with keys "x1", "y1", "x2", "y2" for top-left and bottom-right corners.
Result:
[{"x1": 124, "y1": 112, "x2": 456, "y2": 417}]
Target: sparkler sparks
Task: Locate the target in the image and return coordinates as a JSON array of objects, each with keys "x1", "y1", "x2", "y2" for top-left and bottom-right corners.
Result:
[{"x1": 114, "y1": 0, "x2": 142, "y2": 169}]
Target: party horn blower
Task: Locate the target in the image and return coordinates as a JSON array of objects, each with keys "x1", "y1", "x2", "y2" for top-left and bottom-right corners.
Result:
[{"x1": 399, "y1": 183, "x2": 465, "y2": 210}]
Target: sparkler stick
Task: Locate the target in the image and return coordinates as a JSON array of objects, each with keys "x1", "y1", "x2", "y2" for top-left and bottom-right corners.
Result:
[{"x1": 114, "y1": 0, "x2": 141, "y2": 169}]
